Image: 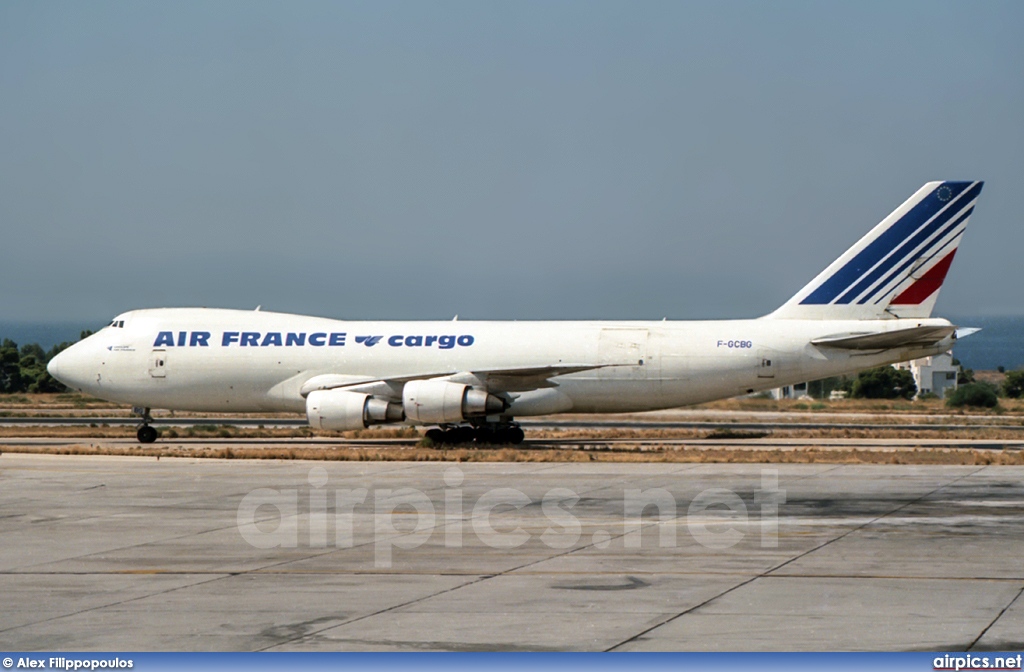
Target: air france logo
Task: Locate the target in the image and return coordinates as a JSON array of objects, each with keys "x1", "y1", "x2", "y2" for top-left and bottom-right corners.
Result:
[{"x1": 152, "y1": 331, "x2": 475, "y2": 349}]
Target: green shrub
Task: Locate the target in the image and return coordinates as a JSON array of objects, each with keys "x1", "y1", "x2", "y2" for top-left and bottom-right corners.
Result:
[
  {"x1": 946, "y1": 383, "x2": 999, "y2": 408},
  {"x1": 1003, "y1": 370, "x2": 1024, "y2": 399},
  {"x1": 851, "y1": 367, "x2": 917, "y2": 400}
]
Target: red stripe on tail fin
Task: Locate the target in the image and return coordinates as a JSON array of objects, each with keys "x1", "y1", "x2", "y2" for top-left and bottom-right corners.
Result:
[{"x1": 890, "y1": 250, "x2": 957, "y2": 305}]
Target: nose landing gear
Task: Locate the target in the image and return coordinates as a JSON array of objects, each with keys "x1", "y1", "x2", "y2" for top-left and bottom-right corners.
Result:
[{"x1": 133, "y1": 406, "x2": 158, "y2": 444}]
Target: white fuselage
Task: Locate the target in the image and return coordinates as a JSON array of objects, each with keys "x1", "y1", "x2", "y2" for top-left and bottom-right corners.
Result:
[{"x1": 50, "y1": 308, "x2": 953, "y2": 417}]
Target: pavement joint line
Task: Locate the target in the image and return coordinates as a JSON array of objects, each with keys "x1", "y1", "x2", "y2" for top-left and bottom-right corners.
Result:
[
  {"x1": 1, "y1": 462, "x2": 438, "y2": 572},
  {"x1": 2, "y1": 510, "x2": 293, "y2": 572},
  {"x1": 260, "y1": 501, "x2": 684, "y2": 647},
  {"x1": 0, "y1": 571, "x2": 234, "y2": 636},
  {"x1": 967, "y1": 581, "x2": 1024, "y2": 651},
  {"x1": 0, "y1": 488, "x2": 466, "y2": 638},
  {"x1": 254, "y1": 573, "x2": 493, "y2": 651},
  {"x1": 251, "y1": 457, "x2": 701, "y2": 578},
  {"x1": 219, "y1": 457, "x2": 655, "y2": 582},
  {"x1": 602, "y1": 465, "x2": 990, "y2": 652},
  {"x1": 780, "y1": 464, "x2": 845, "y2": 482}
]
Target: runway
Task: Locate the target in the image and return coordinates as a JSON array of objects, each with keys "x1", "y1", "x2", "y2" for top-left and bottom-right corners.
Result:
[{"x1": 1, "y1": 453, "x2": 1022, "y2": 651}]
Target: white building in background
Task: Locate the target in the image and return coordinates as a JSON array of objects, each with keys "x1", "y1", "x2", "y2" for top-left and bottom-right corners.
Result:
[
  {"x1": 769, "y1": 352, "x2": 959, "y2": 400},
  {"x1": 894, "y1": 351, "x2": 959, "y2": 398},
  {"x1": 770, "y1": 382, "x2": 809, "y2": 400}
]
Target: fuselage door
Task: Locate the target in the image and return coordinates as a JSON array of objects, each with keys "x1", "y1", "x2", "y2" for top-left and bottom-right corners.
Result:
[{"x1": 149, "y1": 349, "x2": 167, "y2": 378}]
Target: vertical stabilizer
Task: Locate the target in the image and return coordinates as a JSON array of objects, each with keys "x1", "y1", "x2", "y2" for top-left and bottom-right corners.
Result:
[{"x1": 769, "y1": 181, "x2": 983, "y2": 320}]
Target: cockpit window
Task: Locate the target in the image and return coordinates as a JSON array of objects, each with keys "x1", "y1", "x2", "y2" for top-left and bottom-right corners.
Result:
[{"x1": 108, "y1": 319, "x2": 125, "y2": 328}]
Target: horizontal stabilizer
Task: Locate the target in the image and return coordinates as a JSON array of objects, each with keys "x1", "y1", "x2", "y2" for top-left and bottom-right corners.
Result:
[{"x1": 811, "y1": 325, "x2": 956, "y2": 350}]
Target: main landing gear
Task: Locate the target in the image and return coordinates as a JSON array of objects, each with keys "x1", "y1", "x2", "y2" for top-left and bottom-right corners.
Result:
[
  {"x1": 133, "y1": 406, "x2": 158, "y2": 444},
  {"x1": 425, "y1": 423, "x2": 525, "y2": 446}
]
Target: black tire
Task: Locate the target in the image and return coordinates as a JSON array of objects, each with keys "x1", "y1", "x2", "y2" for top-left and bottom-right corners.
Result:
[
  {"x1": 442, "y1": 426, "x2": 474, "y2": 445},
  {"x1": 473, "y1": 427, "x2": 495, "y2": 444},
  {"x1": 507, "y1": 427, "x2": 525, "y2": 444},
  {"x1": 424, "y1": 428, "x2": 445, "y2": 444},
  {"x1": 137, "y1": 425, "x2": 158, "y2": 444}
]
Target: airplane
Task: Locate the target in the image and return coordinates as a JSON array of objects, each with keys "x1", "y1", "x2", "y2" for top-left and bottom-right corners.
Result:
[{"x1": 48, "y1": 180, "x2": 983, "y2": 445}]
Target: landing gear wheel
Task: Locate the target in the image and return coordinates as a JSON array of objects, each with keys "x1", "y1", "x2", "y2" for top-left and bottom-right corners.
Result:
[
  {"x1": 137, "y1": 425, "x2": 158, "y2": 444},
  {"x1": 476, "y1": 425, "x2": 524, "y2": 445},
  {"x1": 424, "y1": 428, "x2": 445, "y2": 444},
  {"x1": 447, "y1": 426, "x2": 476, "y2": 444}
]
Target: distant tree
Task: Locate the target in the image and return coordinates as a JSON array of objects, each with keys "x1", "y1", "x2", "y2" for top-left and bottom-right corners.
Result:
[
  {"x1": 0, "y1": 339, "x2": 23, "y2": 393},
  {"x1": 0, "y1": 332, "x2": 90, "y2": 394},
  {"x1": 1004, "y1": 370, "x2": 1024, "y2": 399},
  {"x1": 957, "y1": 366, "x2": 975, "y2": 385},
  {"x1": 947, "y1": 382, "x2": 999, "y2": 408},
  {"x1": 19, "y1": 342, "x2": 45, "y2": 363},
  {"x1": 997, "y1": 365, "x2": 1006, "y2": 374},
  {"x1": 851, "y1": 367, "x2": 917, "y2": 400}
]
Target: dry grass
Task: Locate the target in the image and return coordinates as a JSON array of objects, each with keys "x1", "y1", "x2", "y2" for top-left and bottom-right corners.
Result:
[{"x1": 692, "y1": 395, "x2": 1024, "y2": 415}]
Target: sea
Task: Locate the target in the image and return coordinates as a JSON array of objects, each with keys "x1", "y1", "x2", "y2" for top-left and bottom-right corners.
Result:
[{"x1": 1, "y1": 315, "x2": 1022, "y2": 371}]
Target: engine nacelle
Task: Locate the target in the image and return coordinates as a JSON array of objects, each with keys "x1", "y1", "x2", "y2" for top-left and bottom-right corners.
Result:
[
  {"x1": 402, "y1": 380, "x2": 505, "y2": 424},
  {"x1": 306, "y1": 389, "x2": 404, "y2": 431}
]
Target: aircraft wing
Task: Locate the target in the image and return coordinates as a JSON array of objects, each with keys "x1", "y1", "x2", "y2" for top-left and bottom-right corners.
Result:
[
  {"x1": 299, "y1": 364, "x2": 600, "y2": 397},
  {"x1": 452, "y1": 364, "x2": 599, "y2": 392},
  {"x1": 810, "y1": 325, "x2": 956, "y2": 350}
]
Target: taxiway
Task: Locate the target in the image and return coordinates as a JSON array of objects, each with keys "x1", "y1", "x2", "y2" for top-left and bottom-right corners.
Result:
[{"x1": 1, "y1": 454, "x2": 1022, "y2": 650}]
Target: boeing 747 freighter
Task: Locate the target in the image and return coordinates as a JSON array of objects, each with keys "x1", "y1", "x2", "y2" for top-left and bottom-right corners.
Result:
[{"x1": 48, "y1": 181, "x2": 983, "y2": 444}]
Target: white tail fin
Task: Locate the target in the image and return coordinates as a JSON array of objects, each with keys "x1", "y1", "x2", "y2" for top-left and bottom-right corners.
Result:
[{"x1": 769, "y1": 181, "x2": 983, "y2": 320}]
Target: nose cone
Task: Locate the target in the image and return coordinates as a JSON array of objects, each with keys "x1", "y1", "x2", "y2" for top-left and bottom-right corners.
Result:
[{"x1": 47, "y1": 342, "x2": 90, "y2": 391}]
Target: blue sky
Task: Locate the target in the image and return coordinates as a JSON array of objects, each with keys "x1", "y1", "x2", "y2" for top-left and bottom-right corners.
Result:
[{"x1": 1, "y1": 1, "x2": 1021, "y2": 323}]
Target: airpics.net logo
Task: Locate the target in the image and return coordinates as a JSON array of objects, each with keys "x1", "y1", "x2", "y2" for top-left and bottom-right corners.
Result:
[
  {"x1": 934, "y1": 655, "x2": 1023, "y2": 671},
  {"x1": 235, "y1": 467, "x2": 787, "y2": 567}
]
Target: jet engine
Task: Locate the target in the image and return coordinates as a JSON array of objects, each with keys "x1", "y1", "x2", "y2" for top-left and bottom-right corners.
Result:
[
  {"x1": 306, "y1": 389, "x2": 404, "y2": 431},
  {"x1": 402, "y1": 380, "x2": 505, "y2": 424}
]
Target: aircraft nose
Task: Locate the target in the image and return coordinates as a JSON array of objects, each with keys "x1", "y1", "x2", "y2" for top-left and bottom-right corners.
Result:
[{"x1": 47, "y1": 342, "x2": 89, "y2": 390}]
